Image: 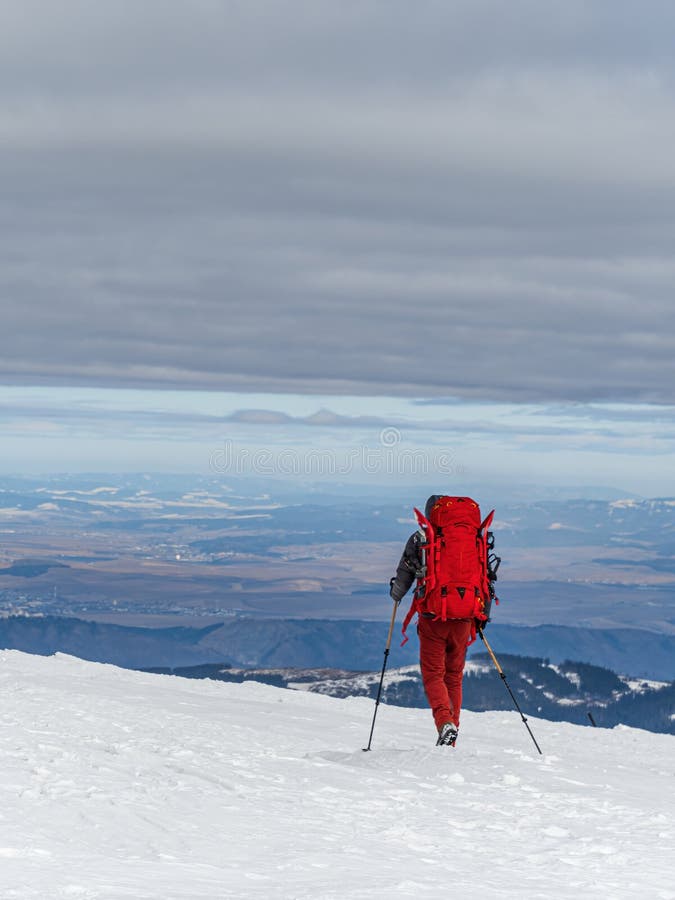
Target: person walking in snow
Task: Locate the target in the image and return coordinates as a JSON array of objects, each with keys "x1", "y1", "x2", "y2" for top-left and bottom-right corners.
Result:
[{"x1": 389, "y1": 495, "x2": 498, "y2": 747}]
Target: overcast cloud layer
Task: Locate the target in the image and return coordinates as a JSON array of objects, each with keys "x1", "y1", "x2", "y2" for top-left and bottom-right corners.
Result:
[{"x1": 2, "y1": 1, "x2": 675, "y2": 401}]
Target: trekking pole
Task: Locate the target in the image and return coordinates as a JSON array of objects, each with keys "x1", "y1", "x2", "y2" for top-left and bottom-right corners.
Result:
[
  {"x1": 478, "y1": 627, "x2": 543, "y2": 755},
  {"x1": 363, "y1": 599, "x2": 399, "y2": 751}
]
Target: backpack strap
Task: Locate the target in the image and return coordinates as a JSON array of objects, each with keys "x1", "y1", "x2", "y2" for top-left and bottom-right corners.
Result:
[
  {"x1": 476, "y1": 509, "x2": 495, "y2": 624},
  {"x1": 400, "y1": 593, "x2": 419, "y2": 646},
  {"x1": 401, "y1": 507, "x2": 435, "y2": 645}
]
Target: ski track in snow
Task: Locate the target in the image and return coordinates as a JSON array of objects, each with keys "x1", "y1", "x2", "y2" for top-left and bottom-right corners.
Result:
[{"x1": 1, "y1": 651, "x2": 674, "y2": 900}]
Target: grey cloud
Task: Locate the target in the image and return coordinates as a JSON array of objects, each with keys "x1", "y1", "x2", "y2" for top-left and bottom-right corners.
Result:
[
  {"x1": 3, "y1": 2, "x2": 675, "y2": 97},
  {"x1": 225, "y1": 408, "x2": 664, "y2": 446},
  {"x1": 531, "y1": 403, "x2": 675, "y2": 425},
  {"x1": 2, "y1": 4, "x2": 675, "y2": 402}
]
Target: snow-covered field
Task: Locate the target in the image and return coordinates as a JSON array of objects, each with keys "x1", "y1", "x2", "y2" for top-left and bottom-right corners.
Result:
[{"x1": 1, "y1": 652, "x2": 673, "y2": 900}]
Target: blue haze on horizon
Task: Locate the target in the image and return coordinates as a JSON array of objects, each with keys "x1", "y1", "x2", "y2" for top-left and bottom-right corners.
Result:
[{"x1": 0, "y1": 386, "x2": 673, "y2": 498}]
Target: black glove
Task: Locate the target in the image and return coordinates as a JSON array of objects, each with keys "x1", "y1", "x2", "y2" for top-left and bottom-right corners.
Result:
[
  {"x1": 389, "y1": 578, "x2": 403, "y2": 603},
  {"x1": 477, "y1": 616, "x2": 489, "y2": 631}
]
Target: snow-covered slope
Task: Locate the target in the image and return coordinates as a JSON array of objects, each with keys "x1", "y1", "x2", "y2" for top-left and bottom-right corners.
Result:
[{"x1": 1, "y1": 652, "x2": 673, "y2": 900}]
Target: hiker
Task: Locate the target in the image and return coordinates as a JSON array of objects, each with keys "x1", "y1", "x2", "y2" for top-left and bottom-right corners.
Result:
[{"x1": 389, "y1": 495, "x2": 498, "y2": 747}]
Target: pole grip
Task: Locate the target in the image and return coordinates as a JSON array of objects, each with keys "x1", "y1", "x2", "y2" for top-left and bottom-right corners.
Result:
[{"x1": 384, "y1": 600, "x2": 399, "y2": 651}]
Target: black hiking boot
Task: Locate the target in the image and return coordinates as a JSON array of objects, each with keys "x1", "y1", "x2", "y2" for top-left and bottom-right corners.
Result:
[{"x1": 436, "y1": 722, "x2": 458, "y2": 747}]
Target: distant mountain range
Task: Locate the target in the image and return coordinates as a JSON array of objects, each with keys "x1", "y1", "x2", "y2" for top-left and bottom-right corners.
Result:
[
  {"x1": 2, "y1": 610, "x2": 673, "y2": 735},
  {"x1": 146, "y1": 656, "x2": 675, "y2": 737},
  {"x1": 1, "y1": 613, "x2": 674, "y2": 680}
]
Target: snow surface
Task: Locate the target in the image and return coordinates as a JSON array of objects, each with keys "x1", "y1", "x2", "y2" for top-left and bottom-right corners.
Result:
[
  {"x1": 620, "y1": 676, "x2": 670, "y2": 693},
  {"x1": 1, "y1": 651, "x2": 674, "y2": 900}
]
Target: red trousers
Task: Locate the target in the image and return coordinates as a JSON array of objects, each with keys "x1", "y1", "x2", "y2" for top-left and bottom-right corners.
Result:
[{"x1": 418, "y1": 616, "x2": 472, "y2": 730}]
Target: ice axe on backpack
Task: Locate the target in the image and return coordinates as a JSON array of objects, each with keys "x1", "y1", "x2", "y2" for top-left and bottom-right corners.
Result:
[
  {"x1": 362, "y1": 597, "x2": 400, "y2": 751},
  {"x1": 478, "y1": 627, "x2": 543, "y2": 755}
]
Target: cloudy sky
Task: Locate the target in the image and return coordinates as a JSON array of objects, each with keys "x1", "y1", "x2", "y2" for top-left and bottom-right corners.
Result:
[{"x1": 1, "y1": 2, "x2": 674, "y2": 492}]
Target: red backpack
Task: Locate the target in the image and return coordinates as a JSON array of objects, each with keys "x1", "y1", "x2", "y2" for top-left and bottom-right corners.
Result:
[{"x1": 402, "y1": 496, "x2": 496, "y2": 645}]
